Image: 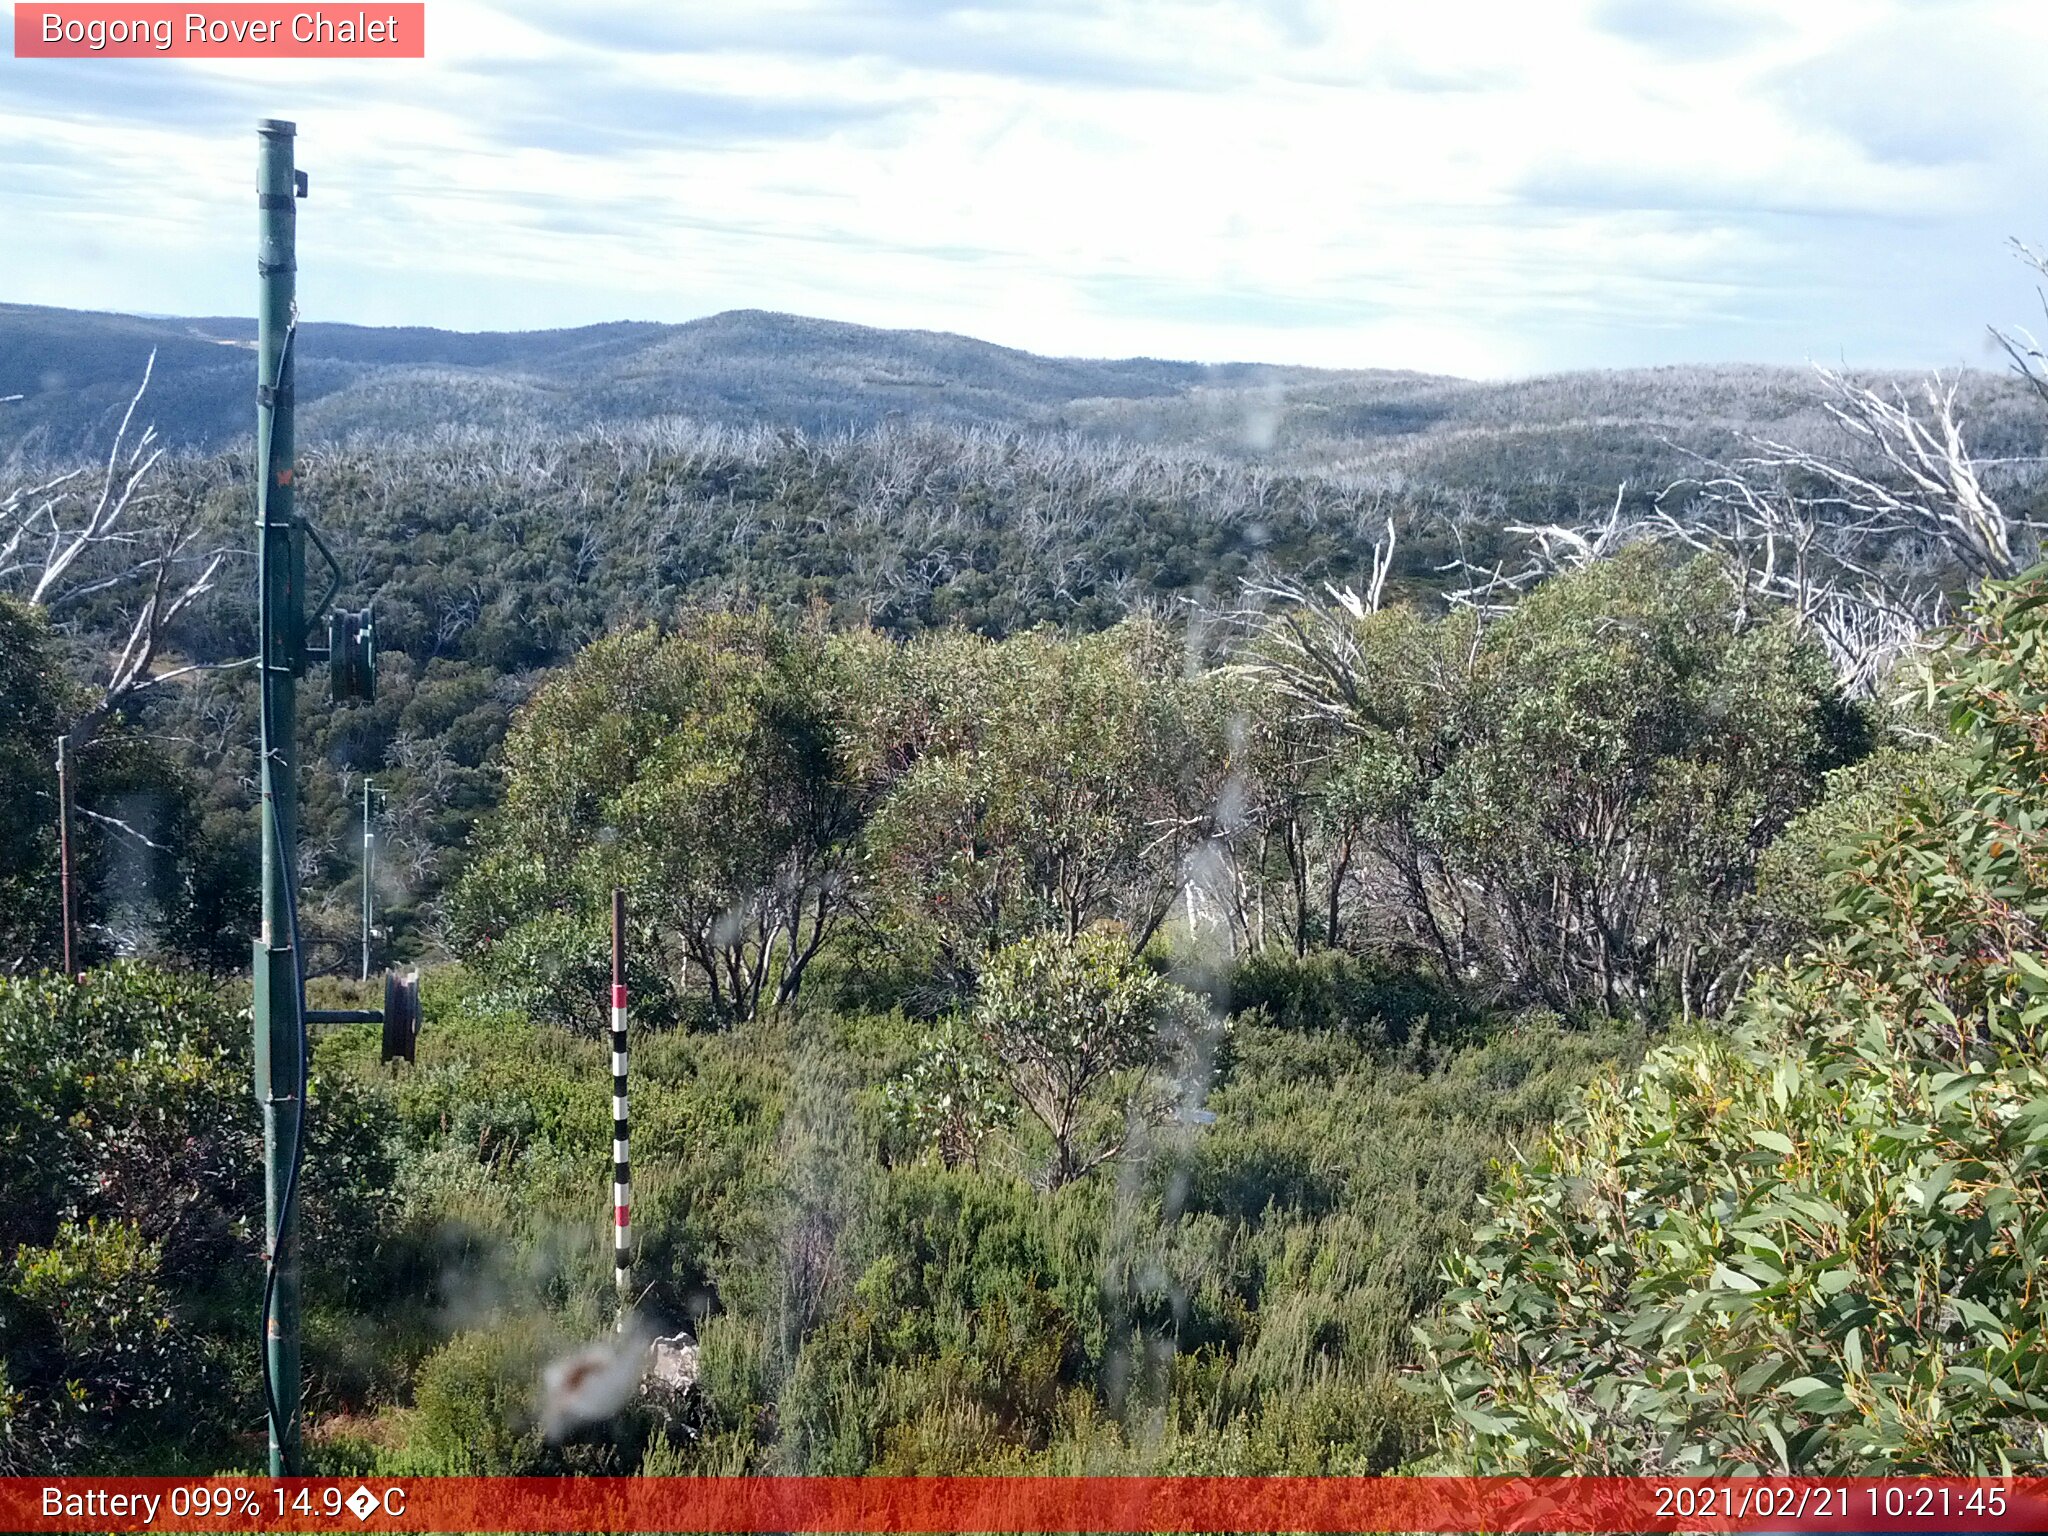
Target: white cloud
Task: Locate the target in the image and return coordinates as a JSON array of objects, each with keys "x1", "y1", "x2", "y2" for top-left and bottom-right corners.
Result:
[{"x1": 0, "y1": 0, "x2": 2041, "y2": 374}]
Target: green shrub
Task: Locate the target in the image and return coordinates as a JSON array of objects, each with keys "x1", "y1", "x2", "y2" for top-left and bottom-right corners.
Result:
[
  {"x1": 3, "y1": 1219, "x2": 222, "y2": 1472},
  {"x1": 0, "y1": 967, "x2": 251, "y2": 1256},
  {"x1": 1432, "y1": 568, "x2": 2048, "y2": 1474},
  {"x1": 1228, "y1": 948, "x2": 1479, "y2": 1056},
  {"x1": 894, "y1": 931, "x2": 1213, "y2": 1189},
  {"x1": 859, "y1": 623, "x2": 1232, "y2": 988},
  {"x1": 885, "y1": 1012, "x2": 1014, "y2": 1171},
  {"x1": 0, "y1": 966, "x2": 396, "y2": 1466},
  {"x1": 773, "y1": 1005, "x2": 1626, "y2": 1477},
  {"x1": 0, "y1": 596, "x2": 68, "y2": 971},
  {"x1": 300, "y1": 927, "x2": 1623, "y2": 1480},
  {"x1": 406, "y1": 1318, "x2": 559, "y2": 1474},
  {"x1": 1750, "y1": 742, "x2": 1959, "y2": 956}
]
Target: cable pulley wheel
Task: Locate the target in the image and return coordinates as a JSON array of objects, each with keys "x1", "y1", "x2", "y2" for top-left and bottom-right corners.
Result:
[{"x1": 381, "y1": 969, "x2": 420, "y2": 1063}]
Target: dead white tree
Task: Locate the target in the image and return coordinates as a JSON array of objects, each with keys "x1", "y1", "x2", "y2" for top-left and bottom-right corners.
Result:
[
  {"x1": 1725, "y1": 367, "x2": 2036, "y2": 582},
  {"x1": 1991, "y1": 239, "x2": 2048, "y2": 413},
  {"x1": 1438, "y1": 484, "x2": 1638, "y2": 619},
  {"x1": 1644, "y1": 453, "x2": 1949, "y2": 694},
  {"x1": 1, "y1": 358, "x2": 237, "y2": 956},
  {"x1": 1231, "y1": 517, "x2": 1399, "y2": 729},
  {"x1": 1633, "y1": 360, "x2": 2038, "y2": 691},
  {"x1": 1, "y1": 354, "x2": 237, "y2": 752},
  {"x1": 1439, "y1": 353, "x2": 2034, "y2": 696}
]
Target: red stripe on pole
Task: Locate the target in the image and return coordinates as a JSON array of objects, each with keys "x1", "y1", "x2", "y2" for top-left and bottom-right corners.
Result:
[
  {"x1": 612, "y1": 984, "x2": 627, "y2": 1008},
  {"x1": 615, "y1": 1205, "x2": 630, "y2": 1227}
]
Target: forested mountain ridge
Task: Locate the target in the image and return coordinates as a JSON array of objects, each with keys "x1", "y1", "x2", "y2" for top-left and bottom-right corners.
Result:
[
  {"x1": 12, "y1": 278, "x2": 2048, "y2": 1477},
  {"x1": 0, "y1": 301, "x2": 1356, "y2": 454},
  {"x1": 6, "y1": 352, "x2": 2045, "y2": 979},
  {"x1": 6, "y1": 300, "x2": 2040, "y2": 495}
]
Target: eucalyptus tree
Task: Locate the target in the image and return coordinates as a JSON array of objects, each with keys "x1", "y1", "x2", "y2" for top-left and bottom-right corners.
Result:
[
  {"x1": 1240, "y1": 551, "x2": 1867, "y2": 1017},
  {"x1": 1434, "y1": 567, "x2": 2048, "y2": 1476},
  {"x1": 858, "y1": 619, "x2": 1234, "y2": 994},
  {"x1": 448, "y1": 610, "x2": 867, "y2": 1027}
]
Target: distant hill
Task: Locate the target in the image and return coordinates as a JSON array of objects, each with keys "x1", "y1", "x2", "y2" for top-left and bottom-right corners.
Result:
[
  {"x1": 0, "y1": 303, "x2": 1350, "y2": 454},
  {"x1": 2, "y1": 301, "x2": 2038, "y2": 494}
]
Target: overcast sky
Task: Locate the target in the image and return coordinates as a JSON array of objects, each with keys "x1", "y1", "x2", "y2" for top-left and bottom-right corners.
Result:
[{"x1": 2, "y1": 0, "x2": 2044, "y2": 376}]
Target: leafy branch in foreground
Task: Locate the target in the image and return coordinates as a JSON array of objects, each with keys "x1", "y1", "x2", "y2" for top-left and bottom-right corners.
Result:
[{"x1": 1431, "y1": 568, "x2": 2048, "y2": 1474}]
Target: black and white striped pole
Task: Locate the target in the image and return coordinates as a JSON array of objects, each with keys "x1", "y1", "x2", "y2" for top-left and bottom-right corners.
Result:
[{"x1": 610, "y1": 887, "x2": 632, "y2": 1329}]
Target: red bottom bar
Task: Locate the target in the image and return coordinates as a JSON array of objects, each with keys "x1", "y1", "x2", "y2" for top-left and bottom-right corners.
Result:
[{"x1": 6, "y1": 1476, "x2": 2048, "y2": 1533}]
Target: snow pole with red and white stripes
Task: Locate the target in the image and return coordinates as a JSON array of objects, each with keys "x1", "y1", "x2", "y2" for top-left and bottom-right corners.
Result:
[{"x1": 610, "y1": 886, "x2": 632, "y2": 1330}]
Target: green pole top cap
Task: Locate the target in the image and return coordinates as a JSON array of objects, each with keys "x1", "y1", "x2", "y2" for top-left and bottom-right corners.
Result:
[{"x1": 258, "y1": 118, "x2": 297, "y2": 136}]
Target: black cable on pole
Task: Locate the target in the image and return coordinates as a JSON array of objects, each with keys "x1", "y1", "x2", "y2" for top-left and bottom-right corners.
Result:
[
  {"x1": 255, "y1": 319, "x2": 306, "y2": 1454},
  {"x1": 256, "y1": 749, "x2": 308, "y2": 1450}
]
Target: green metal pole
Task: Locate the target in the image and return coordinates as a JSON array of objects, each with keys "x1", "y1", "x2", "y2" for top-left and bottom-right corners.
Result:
[{"x1": 253, "y1": 116, "x2": 305, "y2": 1478}]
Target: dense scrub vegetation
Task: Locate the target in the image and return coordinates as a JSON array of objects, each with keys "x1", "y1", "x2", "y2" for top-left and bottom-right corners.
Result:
[
  {"x1": 1, "y1": 958, "x2": 1629, "y2": 1475},
  {"x1": 5, "y1": 418, "x2": 1543, "y2": 977},
  {"x1": 0, "y1": 532, "x2": 1878, "y2": 1474},
  {"x1": 11, "y1": 327, "x2": 2048, "y2": 1475},
  {"x1": 0, "y1": 968, "x2": 390, "y2": 1472},
  {"x1": 1433, "y1": 571, "x2": 2048, "y2": 1474},
  {"x1": 14, "y1": 387, "x2": 2039, "y2": 980},
  {"x1": 448, "y1": 552, "x2": 1865, "y2": 1038}
]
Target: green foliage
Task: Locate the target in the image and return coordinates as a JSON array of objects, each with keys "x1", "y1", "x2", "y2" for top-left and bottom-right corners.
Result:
[
  {"x1": 891, "y1": 930, "x2": 1208, "y2": 1189},
  {"x1": 0, "y1": 967, "x2": 259, "y2": 1263},
  {"x1": 886, "y1": 1011, "x2": 1015, "y2": 1171},
  {"x1": 1245, "y1": 550, "x2": 1869, "y2": 1017},
  {"x1": 0, "y1": 945, "x2": 1626, "y2": 1477},
  {"x1": 459, "y1": 611, "x2": 1239, "y2": 1029},
  {"x1": 276, "y1": 942, "x2": 1626, "y2": 1479},
  {"x1": 0, "y1": 965, "x2": 396, "y2": 1469},
  {"x1": 759, "y1": 999, "x2": 1630, "y2": 1475},
  {"x1": 0, "y1": 595, "x2": 65, "y2": 969},
  {"x1": 450, "y1": 611, "x2": 863, "y2": 1026},
  {"x1": 1228, "y1": 948, "x2": 1479, "y2": 1055},
  {"x1": 965, "y1": 931, "x2": 1208, "y2": 1189},
  {"x1": 1436, "y1": 551, "x2": 1864, "y2": 1014},
  {"x1": 1751, "y1": 742, "x2": 1959, "y2": 956},
  {"x1": 405, "y1": 1319, "x2": 559, "y2": 1474},
  {"x1": 1432, "y1": 567, "x2": 2048, "y2": 1474},
  {"x1": 0, "y1": 599, "x2": 232, "y2": 971},
  {"x1": 862, "y1": 622, "x2": 1231, "y2": 990},
  {"x1": 0, "y1": 966, "x2": 394, "y2": 1297},
  {"x1": 2, "y1": 1218, "x2": 222, "y2": 1472}
]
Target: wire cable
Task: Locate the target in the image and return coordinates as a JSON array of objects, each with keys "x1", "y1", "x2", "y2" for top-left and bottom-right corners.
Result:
[
  {"x1": 254, "y1": 318, "x2": 306, "y2": 1463},
  {"x1": 256, "y1": 736, "x2": 308, "y2": 1458}
]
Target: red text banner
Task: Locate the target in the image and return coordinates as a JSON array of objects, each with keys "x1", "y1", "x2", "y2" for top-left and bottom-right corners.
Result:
[
  {"x1": 5, "y1": 1476, "x2": 2048, "y2": 1533},
  {"x1": 13, "y1": 5, "x2": 425, "y2": 58}
]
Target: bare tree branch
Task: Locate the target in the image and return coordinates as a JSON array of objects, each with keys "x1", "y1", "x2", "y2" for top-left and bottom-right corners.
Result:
[{"x1": 1, "y1": 354, "x2": 234, "y2": 752}]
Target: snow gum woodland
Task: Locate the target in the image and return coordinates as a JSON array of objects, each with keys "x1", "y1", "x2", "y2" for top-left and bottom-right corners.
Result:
[{"x1": 7, "y1": 297, "x2": 2048, "y2": 1473}]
